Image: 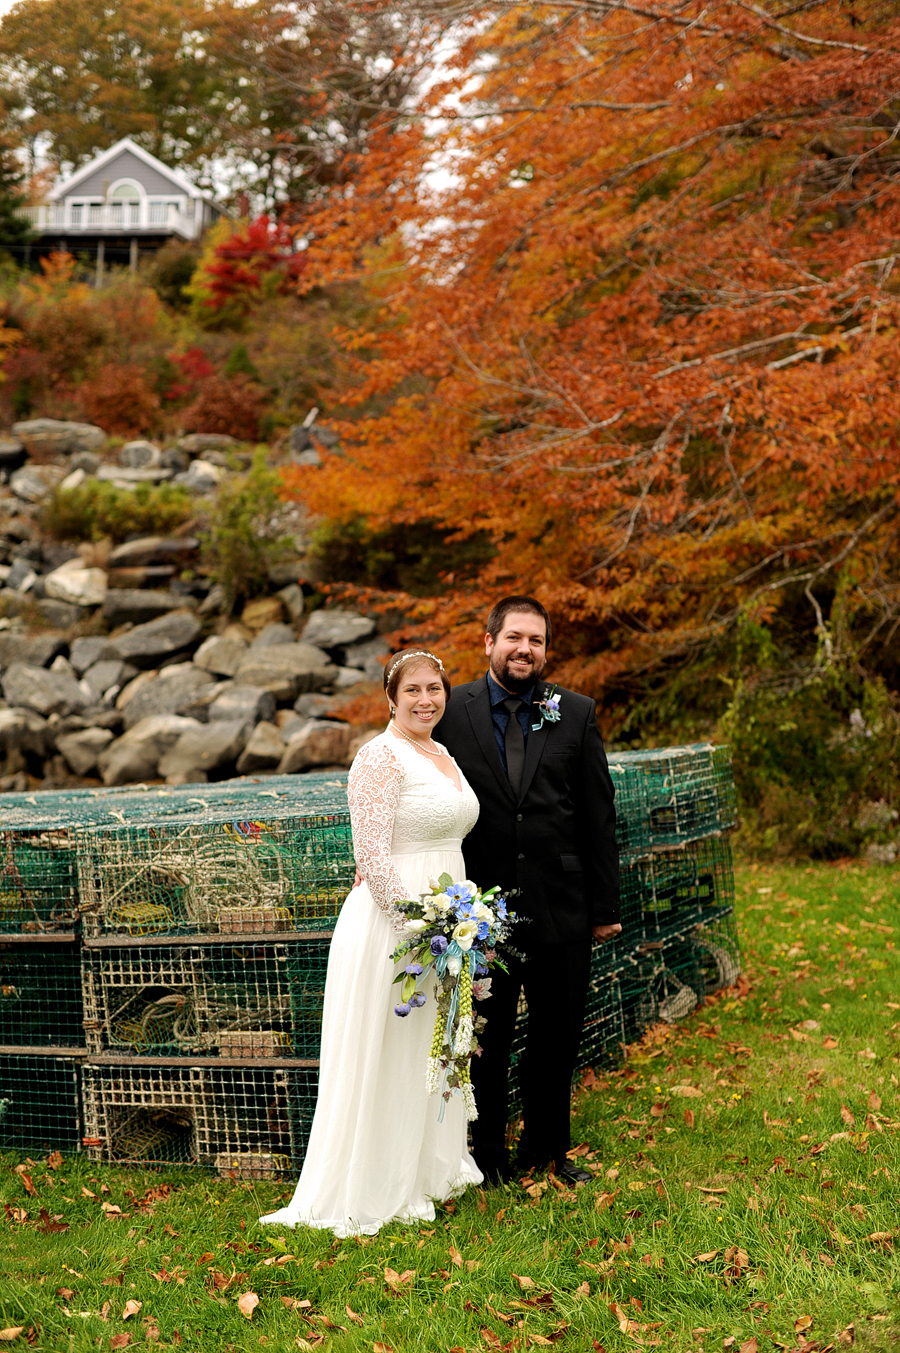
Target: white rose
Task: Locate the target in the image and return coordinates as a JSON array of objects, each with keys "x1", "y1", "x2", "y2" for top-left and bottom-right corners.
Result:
[
  {"x1": 405, "y1": 919, "x2": 428, "y2": 933},
  {"x1": 452, "y1": 918, "x2": 479, "y2": 951}
]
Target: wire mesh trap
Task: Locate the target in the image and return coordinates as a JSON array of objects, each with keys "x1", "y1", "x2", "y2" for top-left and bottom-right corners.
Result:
[
  {"x1": 617, "y1": 834, "x2": 736, "y2": 946},
  {"x1": 77, "y1": 808, "x2": 354, "y2": 938},
  {"x1": 0, "y1": 942, "x2": 84, "y2": 1049},
  {"x1": 0, "y1": 1053, "x2": 82, "y2": 1153},
  {"x1": 82, "y1": 939, "x2": 329, "y2": 1060},
  {"x1": 0, "y1": 830, "x2": 79, "y2": 935},
  {"x1": 609, "y1": 744, "x2": 737, "y2": 858},
  {"x1": 81, "y1": 1062, "x2": 319, "y2": 1176}
]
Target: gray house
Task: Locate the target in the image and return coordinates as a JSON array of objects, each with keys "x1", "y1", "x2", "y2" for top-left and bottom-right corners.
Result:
[{"x1": 21, "y1": 138, "x2": 228, "y2": 275}]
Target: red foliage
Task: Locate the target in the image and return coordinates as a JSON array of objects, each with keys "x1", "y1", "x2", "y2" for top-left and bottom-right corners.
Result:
[
  {"x1": 77, "y1": 361, "x2": 161, "y2": 437},
  {"x1": 195, "y1": 216, "x2": 306, "y2": 317},
  {"x1": 181, "y1": 374, "x2": 265, "y2": 441},
  {"x1": 164, "y1": 346, "x2": 216, "y2": 401}
]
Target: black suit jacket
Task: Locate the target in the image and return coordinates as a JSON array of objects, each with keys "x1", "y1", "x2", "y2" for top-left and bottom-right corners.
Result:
[{"x1": 439, "y1": 674, "x2": 620, "y2": 951}]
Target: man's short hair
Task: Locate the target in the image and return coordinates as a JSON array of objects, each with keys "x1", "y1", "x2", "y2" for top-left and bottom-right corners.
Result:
[{"x1": 486, "y1": 596, "x2": 552, "y2": 647}]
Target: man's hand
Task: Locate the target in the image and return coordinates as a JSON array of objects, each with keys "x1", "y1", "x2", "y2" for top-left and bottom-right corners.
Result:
[
  {"x1": 353, "y1": 869, "x2": 362, "y2": 889},
  {"x1": 592, "y1": 923, "x2": 622, "y2": 943}
]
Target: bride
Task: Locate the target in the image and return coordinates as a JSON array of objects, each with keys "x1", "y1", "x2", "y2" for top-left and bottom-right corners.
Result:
[{"x1": 259, "y1": 649, "x2": 483, "y2": 1236}]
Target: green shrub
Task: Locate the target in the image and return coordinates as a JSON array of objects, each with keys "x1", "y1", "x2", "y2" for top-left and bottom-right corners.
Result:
[
  {"x1": 40, "y1": 480, "x2": 193, "y2": 544},
  {"x1": 199, "y1": 451, "x2": 293, "y2": 607},
  {"x1": 310, "y1": 516, "x2": 495, "y2": 596}
]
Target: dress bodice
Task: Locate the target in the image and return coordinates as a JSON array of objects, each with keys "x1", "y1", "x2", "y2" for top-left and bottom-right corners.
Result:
[{"x1": 347, "y1": 730, "x2": 480, "y2": 929}]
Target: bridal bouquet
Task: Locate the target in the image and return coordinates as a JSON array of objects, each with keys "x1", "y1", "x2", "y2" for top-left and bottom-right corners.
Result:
[{"x1": 390, "y1": 875, "x2": 518, "y2": 1121}]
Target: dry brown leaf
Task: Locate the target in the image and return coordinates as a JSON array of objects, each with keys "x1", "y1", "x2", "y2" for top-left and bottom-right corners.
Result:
[
  {"x1": 840, "y1": 1105, "x2": 855, "y2": 1128},
  {"x1": 449, "y1": 1245, "x2": 463, "y2": 1267},
  {"x1": 695, "y1": 1251, "x2": 719, "y2": 1262},
  {"x1": 838, "y1": 1326, "x2": 855, "y2": 1346},
  {"x1": 17, "y1": 1173, "x2": 36, "y2": 1198},
  {"x1": 102, "y1": 1275, "x2": 123, "y2": 1288},
  {"x1": 384, "y1": 1267, "x2": 415, "y2": 1294},
  {"x1": 869, "y1": 1091, "x2": 882, "y2": 1111},
  {"x1": 346, "y1": 1305, "x2": 365, "y2": 1326},
  {"x1": 684, "y1": 1109, "x2": 695, "y2": 1129},
  {"x1": 575, "y1": 1281, "x2": 590, "y2": 1297},
  {"x1": 122, "y1": 1301, "x2": 142, "y2": 1320},
  {"x1": 823, "y1": 1036, "x2": 839, "y2": 1050},
  {"x1": 513, "y1": 1274, "x2": 536, "y2": 1289},
  {"x1": 740, "y1": 1339, "x2": 758, "y2": 1353},
  {"x1": 594, "y1": 1191, "x2": 618, "y2": 1212},
  {"x1": 55, "y1": 1288, "x2": 74, "y2": 1301},
  {"x1": 670, "y1": 1085, "x2": 703, "y2": 1098},
  {"x1": 373, "y1": 1344, "x2": 394, "y2": 1352},
  {"x1": 143, "y1": 1322, "x2": 160, "y2": 1344},
  {"x1": 794, "y1": 1316, "x2": 813, "y2": 1333},
  {"x1": 47, "y1": 1151, "x2": 62, "y2": 1170},
  {"x1": 698, "y1": 1187, "x2": 728, "y2": 1195},
  {"x1": 529, "y1": 1337, "x2": 554, "y2": 1347},
  {"x1": 0, "y1": 1331, "x2": 24, "y2": 1343},
  {"x1": 109, "y1": 1337, "x2": 130, "y2": 1350},
  {"x1": 237, "y1": 1292, "x2": 259, "y2": 1320}
]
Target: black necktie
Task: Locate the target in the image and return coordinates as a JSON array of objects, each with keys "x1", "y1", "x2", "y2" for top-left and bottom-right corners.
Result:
[{"x1": 502, "y1": 696, "x2": 525, "y2": 797}]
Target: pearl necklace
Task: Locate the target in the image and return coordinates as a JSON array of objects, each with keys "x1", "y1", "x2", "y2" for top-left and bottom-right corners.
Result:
[{"x1": 392, "y1": 726, "x2": 444, "y2": 758}]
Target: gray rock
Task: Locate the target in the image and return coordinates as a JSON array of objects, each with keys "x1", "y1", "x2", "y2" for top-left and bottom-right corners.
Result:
[
  {"x1": 98, "y1": 713, "x2": 202, "y2": 786},
  {"x1": 292, "y1": 692, "x2": 341, "y2": 720},
  {"x1": 233, "y1": 643, "x2": 337, "y2": 702},
  {"x1": 289, "y1": 446, "x2": 321, "y2": 468},
  {"x1": 158, "y1": 718, "x2": 249, "y2": 783},
  {"x1": 173, "y1": 459, "x2": 221, "y2": 493},
  {"x1": 198, "y1": 583, "x2": 226, "y2": 616},
  {"x1": 96, "y1": 465, "x2": 173, "y2": 486},
  {"x1": 342, "y1": 633, "x2": 389, "y2": 679},
  {"x1": 81, "y1": 659, "x2": 128, "y2": 701},
  {"x1": 6, "y1": 557, "x2": 36, "y2": 591},
  {"x1": 107, "y1": 536, "x2": 200, "y2": 569},
  {"x1": 70, "y1": 451, "x2": 100, "y2": 474},
  {"x1": 2, "y1": 662, "x2": 88, "y2": 717},
  {"x1": 334, "y1": 666, "x2": 367, "y2": 688},
  {"x1": 301, "y1": 608, "x2": 375, "y2": 650},
  {"x1": 121, "y1": 666, "x2": 215, "y2": 729},
  {"x1": 44, "y1": 562, "x2": 108, "y2": 607},
  {"x1": 103, "y1": 589, "x2": 197, "y2": 628},
  {"x1": 0, "y1": 707, "x2": 50, "y2": 755},
  {"x1": 10, "y1": 463, "x2": 67, "y2": 502},
  {"x1": 0, "y1": 772, "x2": 28, "y2": 792},
  {"x1": 50, "y1": 653, "x2": 77, "y2": 680},
  {"x1": 112, "y1": 610, "x2": 203, "y2": 667},
  {"x1": 56, "y1": 726, "x2": 114, "y2": 776},
  {"x1": 235, "y1": 720, "x2": 285, "y2": 773},
  {"x1": 310, "y1": 424, "x2": 340, "y2": 450},
  {"x1": 37, "y1": 599, "x2": 85, "y2": 629},
  {"x1": 42, "y1": 542, "x2": 81, "y2": 571},
  {"x1": 207, "y1": 683, "x2": 275, "y2": 726},
  {"x1": 70, "y1": 637, "x2": 119, "y2": 676},
  {"x1": 12, "y1": 419, "x2": 106, "y2": 459},
  {"x1": 119, "y1": 440, "x2": 161, "y2": 469},
  {"x1": 193, "y1": 634, "x2": 247, "y2": 677},
  {"x1": 0, "y1": 632, "x2": 66, "y2": 670},
  {"x1": 275, "y1": 583, "x2": 304, "y2": 624},
  {"x1": 160, "y1": 447, "x2": 189, "y2": 474},
  {"x1": 268, "y1": 560, "x2": 306, "y2": 588},
  {"x1": 179, "y1": 433, "x2": 238, "y2": 455},
  {"x1": 250, "y1": 623, "x2": 295, "y2": 650},
  {"x1": 277, "y1": 719, "x2": 351, "y2": 773}
]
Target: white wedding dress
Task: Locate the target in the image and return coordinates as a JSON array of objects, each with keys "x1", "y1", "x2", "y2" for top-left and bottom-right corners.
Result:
[{"x1": 259, "y1": 730, "x2": 483, "y2": 1236}]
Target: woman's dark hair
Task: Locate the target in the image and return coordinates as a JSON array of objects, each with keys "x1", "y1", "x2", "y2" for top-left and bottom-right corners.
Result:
[
  {"x1": 485, "y1": 595, "x2": 552, "y2": 647},
  {"x1": 383, "y1": 649, "x2": 452, "y2": 705}
]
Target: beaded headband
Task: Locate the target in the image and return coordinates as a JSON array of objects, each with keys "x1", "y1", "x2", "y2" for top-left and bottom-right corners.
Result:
[{"x1": 386, "y1": 650, "x2": 445, "y2": 682}]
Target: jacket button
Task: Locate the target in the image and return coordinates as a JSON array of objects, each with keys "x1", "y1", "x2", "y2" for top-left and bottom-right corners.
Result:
[
  {"x1": 516, "y1": 814, "x2": 523, "y2": 822},
  {"x1": 517, "y1": 852, "x2": 525, "y2": 860}
]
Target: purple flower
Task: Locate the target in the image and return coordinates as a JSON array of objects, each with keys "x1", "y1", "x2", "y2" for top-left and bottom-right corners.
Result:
[
  {"x1": 430, "y1": 935, "x2": 448, "y2": 956},
  {"x1": 405, "y1": 963, "x2": 424, "y2": 976},
  {"x1": 409, "y1": 992, "x2": 427, "y2": 1008},
  {"x1": 475, "y1": 963, "x2": 488, "y2": 977},
  {"x1": 394, "y1": 1002, "x2": 411, "y2": 1017}
]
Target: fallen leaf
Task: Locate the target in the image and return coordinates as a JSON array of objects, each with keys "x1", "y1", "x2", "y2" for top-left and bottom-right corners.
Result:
[
  {"x1": 698, "y1": 1187, "x2": 728, "y2": 1195},
  {"x1": 47, "y1": 1152, "x2": 62, "y2": 1170},
  {"x1": 55, "y1": 1289, "x2": 74, "y2": 1301},
  {"x1": 684, "y1": 1109, "x2": 696, "y2": 1129},
  {"x1": 858, "y1": 1047, "x2": 877, "y2": 1061},
  {"x1": 840, "y1": 1105, "x2": 855, "y2": 1128},
  {"x1": 102, "y1": 1275, "x2": 123, "y2": 1288},
  {"x1": 281, "y1": 1297, "x2": 312, "y2": 1310},
  {"x1": 670, "y1": 1085, "x2": 703, "y2": 1098},
  {"x1": 869, "y1": 1091, "x2": 882, "y2": 1111},
  {"x1": 109, "y1": 1338, "x2": 130, "y2": 1350},
  {"x1": 237, "y1": 1292, "x2": 259, "y2": 1320},
  {"x1": 36, "y1": 1208, "x2": 68, "y2": 1233},
  {"x1": 373, "y1": 1345, "x2": 394, "y2": 1352},
  {"x1": 838, "y1": 1328, "x2": 855, "y2": 1346},
  {"x1": 17, "y1": 1173, "x2": 36, "y2": 1198},
  {"x1": 740, "y1": 1339, "x2": 758, "y2": 1353},
  {"x1": 823, "y1": 1037, "x2": 839, "y2": 1050},
  {"x1": 594, "y1": 1191, "x2": 618, "y2": 1212},
  {"x1": 143, "y1": 1321, "x2": 160, "y2": 1344},
  {"x1": 695, "y1": 1251, "x2": 719, "y2": 1262},
  {"x1": 346, "y1": 1305, "x2": 364, "y2": 1326},
  {"x1": 575, "y1": 1281, "x2": 590, "y2": 1296},
  {"x1": 528, "y1": 1337, "x2": 554, "y2": 1347},
  {"x1": 0, "y1": 1332, "x2": 24, "y2": 1343},
  {"x1": 513, "y1": 1274, "x2": 535, "y2": 1289},
  {"x1": 122, "y1": 1301, "x2": 142, "y2": 1321},
  {"x1": 795, "y1": 1317, "x2": 813, "y2": 1333},
  {"x1": 449, "y1": 1245, "x2": 463, "y2": 1268},
  {"x1": 383, "y1": 1268, "x2": 415, "y2": 1294}
]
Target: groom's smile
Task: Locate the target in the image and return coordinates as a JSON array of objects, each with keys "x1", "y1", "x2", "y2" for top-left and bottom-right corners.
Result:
[{"x1": 485, "y1": 610, "x2": 549, "y2": 693}]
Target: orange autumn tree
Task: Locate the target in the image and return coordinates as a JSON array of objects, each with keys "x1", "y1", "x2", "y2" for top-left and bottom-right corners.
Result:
[{"x1": 283, "y1": 0, "x2": 900, "y2": 844}]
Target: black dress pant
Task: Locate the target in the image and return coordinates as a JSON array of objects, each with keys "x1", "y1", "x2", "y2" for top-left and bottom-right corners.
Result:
[{"x1": 470, "y1": 938, "x2": 593, "y2": 1172}]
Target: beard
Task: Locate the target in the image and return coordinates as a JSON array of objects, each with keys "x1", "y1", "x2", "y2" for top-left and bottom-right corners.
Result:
[{"x1": 490, "y1": 651, "x2": 546, "y2": 694}]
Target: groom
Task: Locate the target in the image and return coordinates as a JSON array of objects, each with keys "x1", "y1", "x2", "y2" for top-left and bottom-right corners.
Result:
[{"x1": 439, "y1": 595, "x2": 620, "y2": 1186}]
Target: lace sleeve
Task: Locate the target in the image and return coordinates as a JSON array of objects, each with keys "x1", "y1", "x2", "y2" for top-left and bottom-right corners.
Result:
[{"x1": 347, "y1": 738, "x2": 410, "y2": 934}]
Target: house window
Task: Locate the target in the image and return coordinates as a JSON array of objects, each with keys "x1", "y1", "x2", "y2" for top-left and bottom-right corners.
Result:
[
  {"x1": 70, "y1": 203, "x2": 83, "y2": 227},
  {"x1": 110, "y1": 181, "x2": 141, "y2": 230},
  {"x1": 88, "y1": 203, "x2": 103, "y2": 225}
]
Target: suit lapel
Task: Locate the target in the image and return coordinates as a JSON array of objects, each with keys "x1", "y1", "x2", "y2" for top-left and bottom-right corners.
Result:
[
  {"x1": 519, "y1": 680, "x2": 551, "y2": 803},
  {"x1": 465, "y1": 674, "x2": 516, "y2": 803}
]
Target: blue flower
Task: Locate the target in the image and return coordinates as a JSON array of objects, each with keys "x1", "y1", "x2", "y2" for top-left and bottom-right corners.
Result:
[
  {"x1": 497, "y1": 900, "x2": 508, "y2": 921},
  {"x1": 431, "y1": 935, "x2": 448, "y2": 956},
  {"x1": 394, "y1": 1002, "x2": 411, "y2": 1017},
  {"x1": 446, "y1": 883, "x2": 474, "y2": 904},
  {"x1": 409, "y1": 992, "x2": 427, "y2": 1008},
  {"x1": 476, "y1": 921, "x2": 490, "y2": 940},
  {"x1": 405, "y1": 963, "x2": 424, "y2": 976}
]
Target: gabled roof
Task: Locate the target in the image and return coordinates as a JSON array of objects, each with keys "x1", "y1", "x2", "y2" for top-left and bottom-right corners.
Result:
[{"x1": 47, "y1": 138, "x2": 217, "y2": 203}]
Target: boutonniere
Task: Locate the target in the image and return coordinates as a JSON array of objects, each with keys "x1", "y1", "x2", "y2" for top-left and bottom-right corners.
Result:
[{"x1": 532, "y1": 685, "x2": 561, "y2": 732}]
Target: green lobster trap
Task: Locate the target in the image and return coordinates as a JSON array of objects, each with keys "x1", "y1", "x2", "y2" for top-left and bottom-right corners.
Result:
[
  {"x1": 0, "y1": 829, "x2": 79, "y2": 934},
  {"x1": 0, "y1": 940, "x2": 83, "y2": 1049},
  {"x1": 617, "y1": 833, "x2": 735, "y2": 947},
  {"x1": 609, "y1": 744, "x2": 737, "y2": 858},
  {"x1": 81, "y1": 1061, "x2": 318, "y2": 1176},
  {"x1": 0, "y1": 1053, "x2": 83, "y2": 1154}
]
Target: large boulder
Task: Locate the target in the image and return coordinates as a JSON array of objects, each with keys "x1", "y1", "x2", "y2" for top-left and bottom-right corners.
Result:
[
  {"x1": 121, "y1": 666, "x2": 216, "y2": 729},
  {"x1": 111, "y1": 611, "x2": 202, "y2": 667},
  {"x1": 173, "y1": 459, "x2": 221, "y2": 493},
  {"x1": 37, "y1": 599, "x2": 86, "y2": 629},
  {"x1": 301, "y1": 608, "x2": 375, "y2": 650},
  {"x1": 250, "y1": 623, "x2": 295, "y2": 650},
  {"x1": 342, "y1": 634, "x2": 389, "y2": 679},
  {"x1": 178, "y1": 433, "x2": 237, "y2": 455},
  {"x1": 193, "y1": 634, "x2": 247, "y2": 678},
  {"x1": 119, "y1": 440, "x2": 161, "y2": 469},
  {"x1": 81, "y1": 659, "x2": 131, "y2": 702},
  {"x1": 12, "y1": 419, "x2": 106, "y2": 460},
  {"x1": 241, "y1": 597, "x2": 283, "y2": 632},
  {"x1": 56, "y1": 727, "x2": 115, "y2": 777},
  {"x1": 70, "y1": 637, "x2": 120, "y2": 676},
  {"x1": 1, "y1": 662, "x2": 88, "y2": 717},
  {"x1": 275, "y1": 583, "x2": 304, "y2": 624},
  {"x1": 9, "y1": 464, "x2": 67, "y2": 502},
  {"x1": 233, "y1": 643, "x2": 337, "y2": 702},
  {"x1": 235, "y1": 720, "x2": 285, "y2": 773},
  {"x1": 0, "y1": 632, "x2": 66, "y2": 670},
  {"x1": 108, "y1": 536, "x2": 200, "y2": 569},
  {"x1": 207, "y1": 683, "x2": 275, "y2": 726},
  {"x1": 103, "y1": 589, "x2": 196, "y2": 628},
  {"x1": 107, "y1": 566, "x2": 176, "y2": 590},
  {"x1": 157, "y1": 719, "x2": 249, "y2": 783},
  {"x1": 277, "y1": 719, "x2": 351, "y2": 773},
  {"x1": 97, "y1": 714, "x2": 202, "y2": 786},
  {"x1": 44, "y1": 560, "x2": 108, "y2": 608},
  {"x1": 0, "y1": 707, "x2": 50, "y2": 756},
  {"x1": 96, "y1": 465, "x2": 173, "y2": 488}
]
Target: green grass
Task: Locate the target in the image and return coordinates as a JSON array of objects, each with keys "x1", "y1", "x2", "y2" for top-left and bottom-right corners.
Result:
[{"x1": 3, "y1": 860, "x2": 900, "y2": 1351}]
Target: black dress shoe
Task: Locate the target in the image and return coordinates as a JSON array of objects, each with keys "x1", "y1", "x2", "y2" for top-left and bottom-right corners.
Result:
[{"x1": 555, "y1": 1160, "x2": 592, "y2": 1185}]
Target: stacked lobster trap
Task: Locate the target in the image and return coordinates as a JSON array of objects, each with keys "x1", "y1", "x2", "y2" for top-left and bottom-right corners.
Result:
[{"x1": 0, "y1": 746, "x2": 740, "y2": 1169}]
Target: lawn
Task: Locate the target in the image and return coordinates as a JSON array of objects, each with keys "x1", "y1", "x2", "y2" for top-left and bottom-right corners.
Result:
[{"x1": 2, "y1": 860, "x2": 900, "y2": 1352}]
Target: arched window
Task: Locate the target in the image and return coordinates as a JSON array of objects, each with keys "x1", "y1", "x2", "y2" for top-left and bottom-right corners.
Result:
[{"x1": 109, "y1": 180, "x2": 142, "y2": 227}]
